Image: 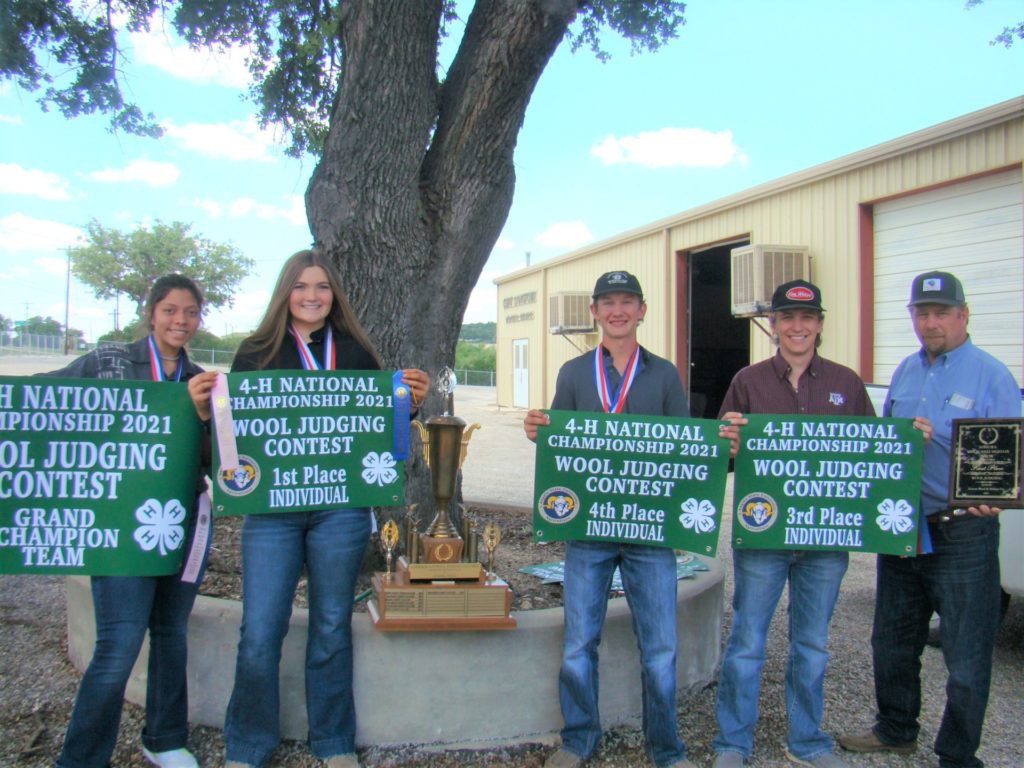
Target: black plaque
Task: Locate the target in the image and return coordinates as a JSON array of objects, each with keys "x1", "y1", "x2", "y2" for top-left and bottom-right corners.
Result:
[{"x1": 948, "y1": 418, "x2": 1024, "y2": 507}]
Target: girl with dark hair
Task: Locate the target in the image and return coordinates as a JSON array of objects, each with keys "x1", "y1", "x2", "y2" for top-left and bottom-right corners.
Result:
[
  {"x1": 52, "y1": 274, "x2": 209, "y2": 768},
  {"x1": 190, "y1": 250, "x2": 429, "y2": 768}
]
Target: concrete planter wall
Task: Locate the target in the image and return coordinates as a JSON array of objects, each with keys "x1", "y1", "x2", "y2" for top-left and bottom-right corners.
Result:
[{"x1": 66, "y1": 560, "x2": 723, "y2": 748}]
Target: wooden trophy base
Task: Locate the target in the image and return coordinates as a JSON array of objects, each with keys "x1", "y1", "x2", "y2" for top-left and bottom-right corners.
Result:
[{"x1": 368, "y1": 557, "x2": 516, "y2": 632}]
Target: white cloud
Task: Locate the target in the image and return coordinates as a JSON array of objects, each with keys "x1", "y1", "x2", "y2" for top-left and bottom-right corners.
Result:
[
  {"x1": 193, "y1": 199, "x2": 223, "y2": 218},
  {"x1": 35, "y1": 256, "x2": 70, "y2": 276},
  {"x1": 227, "y1": 195, "x2": 306, "y2": 226},
  {"x1": 89, "y1": 159, "x2": 180, "y2": 187},
  {"x1": 535, "y1": 221, "x2": 594, "y2": 250},
  {"x1": 0, "y1": 114, "x2": 23, "y2": 125},
  {"x1": 205, "y1": 288, "x2": 271, "y2": 335},
  {"x1": 162, "y1": 118, "x2": 277, "y2": 163},
  {"x1": 464, "y1": 268, "x2": 506, "y2": 324},
  {"x1": 0, "y1": 163, "x2": 72, "y2": 200},
  {"x1": 129, "y1": 30, "x2": 251, "y2": 89},
  {"x1": 493, "y1": 237, "x2": 515, "y2": 251},
  {"x1": 0, "y1": 214, "x2": 83, "y2": 252},
  {"x1": 592, "y1": 127, "x2": 748, "y2": 169}
]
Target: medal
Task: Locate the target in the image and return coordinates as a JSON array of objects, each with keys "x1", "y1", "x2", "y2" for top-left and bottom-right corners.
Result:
[{"x1": 593, "y1": 345, "x2": 639, "y2": 413}]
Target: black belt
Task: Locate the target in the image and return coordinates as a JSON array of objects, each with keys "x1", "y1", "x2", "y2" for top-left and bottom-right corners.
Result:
[{"x1": 925, "y1": 509, "x2": 972, "y2": 524}]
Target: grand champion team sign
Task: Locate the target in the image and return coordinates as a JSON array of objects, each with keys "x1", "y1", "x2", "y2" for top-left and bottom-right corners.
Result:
[
  {"x1": 0, "y1": 376, "x2": 201, "y2": 575},
  {"x1": 213, "y1": 370, "x2": 403, "y2": 515},
  {"x1": 732, "y1": 414, "x2": 923, "y2": 555},
  {"x1": 533, "y1": 410, "x2": 731, "y2": 555}
]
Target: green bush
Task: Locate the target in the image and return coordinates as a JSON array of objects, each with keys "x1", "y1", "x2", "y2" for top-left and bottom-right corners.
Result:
[{"x1": 455, "y1": 341, "x2": 495, "y2": 371}]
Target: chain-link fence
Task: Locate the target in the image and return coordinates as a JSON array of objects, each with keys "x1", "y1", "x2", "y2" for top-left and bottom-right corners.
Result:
[
  {"x1": 0, "y1": 333, "x2": 72, "y2": 354},
  {"x1": 0, "y1": 334, "x2": 236, "y2": 368},
  {"x1": 454, "y1": 368, "x2": 495, "y2": 387},
  {"x1": 0, "y1": 338, "x2": 489, "y2": 384}
]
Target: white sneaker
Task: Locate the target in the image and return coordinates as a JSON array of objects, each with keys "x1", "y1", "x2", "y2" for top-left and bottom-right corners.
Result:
[{"x1": 142, "y1": 746, "x2": 200, "y2": 768}]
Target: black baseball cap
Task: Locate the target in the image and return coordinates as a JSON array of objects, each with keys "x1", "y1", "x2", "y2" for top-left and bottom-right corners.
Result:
[
  {"x1": 907, "y1": 271, "x2": 966, "y2": 307},
  {"x1": 770, "y1": 279, "x2": 825, "y2": 312},
  {"x1": 592, "y1": 271, "x2": 644, "y2": 301}
]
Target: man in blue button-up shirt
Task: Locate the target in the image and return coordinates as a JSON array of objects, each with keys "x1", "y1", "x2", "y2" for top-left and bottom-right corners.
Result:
[{"x1": 840, "y1": 271, "x2": 1019, "y2": 768}]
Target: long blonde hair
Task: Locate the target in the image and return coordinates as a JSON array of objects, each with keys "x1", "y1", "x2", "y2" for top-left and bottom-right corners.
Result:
[{"x1": 245, "y1": 249, "x2": 382, "y2": 369}]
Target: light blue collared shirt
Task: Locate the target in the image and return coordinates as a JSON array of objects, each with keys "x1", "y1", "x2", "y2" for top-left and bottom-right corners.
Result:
[{"x1": 885, "y1": 336, "x2": 1020, "y2": 516}]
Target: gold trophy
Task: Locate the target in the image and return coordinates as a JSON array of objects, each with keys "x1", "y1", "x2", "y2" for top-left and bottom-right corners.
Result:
[
  {"x1": 482, "y1": 522, "x2": 501, "y2": 582},
  {"x1": 410, "y1": 367, "x2": 480, "y2": 565},
  {"x1": 367, "y1": 367, "x2": 514, "y2": 631},
  {"x1": 380, "y1": 519, "x2": 399, "y2": 581}
]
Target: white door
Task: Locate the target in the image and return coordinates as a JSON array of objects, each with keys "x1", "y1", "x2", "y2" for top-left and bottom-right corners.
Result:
[
  {"x1": 873, "y1": 168, "x2": 1023, "y2": 384},
  {"x1": 513, "y1": 339, "x2": 529, "y2": 408}
]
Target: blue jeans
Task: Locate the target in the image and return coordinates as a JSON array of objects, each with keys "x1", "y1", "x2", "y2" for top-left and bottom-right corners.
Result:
[
  {"x1": 713, "y1": 548, "x2": 848, "y2": 761},
  {"x1": 558, "y1": 540, "x2": 685, "y2": 767},
  {"x1": 871, "y1": 517, "x2": 1000, "y2": 768},
  {"x1": 56, "y1": 571, "x2": 200, "y2": 768},
  {"x1": 224, "y1": 508, "x2": 371, "y2": 767}
]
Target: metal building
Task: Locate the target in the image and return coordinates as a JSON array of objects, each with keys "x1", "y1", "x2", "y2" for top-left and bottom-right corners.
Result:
[{"x1": 495, "y1": 97, "x2": 1023, "y2": 413}]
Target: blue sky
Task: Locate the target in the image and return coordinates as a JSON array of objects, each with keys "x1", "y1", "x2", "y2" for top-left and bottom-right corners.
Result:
[{"x1": 1, "y1": 1, "x2": 1021, "y2": 342}]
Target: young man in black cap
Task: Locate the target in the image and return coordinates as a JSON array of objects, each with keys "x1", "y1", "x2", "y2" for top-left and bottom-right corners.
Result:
[
  {"x1": 524, "y1": 270, "x2": 699, "y2": 768},
  {"x1": 711, "y1": 279, "x2": 873, "y2": 768},
  {"x1": 839, "y1": 271, "x2": 1019, "y2": 768}
]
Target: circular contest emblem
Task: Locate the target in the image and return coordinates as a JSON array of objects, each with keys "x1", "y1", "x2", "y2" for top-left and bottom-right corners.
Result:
[
  {"x1": 217, "y1": 455, "x2": 261, "y2": 497},
  {"x1": 736, "y1": 491, "x2": 779, "y2": 533},
  {"x1": 537, "y1": 487, "x2": 581, "y2": 525}
]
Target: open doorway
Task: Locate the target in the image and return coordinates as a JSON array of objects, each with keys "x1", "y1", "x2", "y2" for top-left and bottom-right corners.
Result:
[{"x1": 680, "y1": 242, "x2": 751, "y2": 418}]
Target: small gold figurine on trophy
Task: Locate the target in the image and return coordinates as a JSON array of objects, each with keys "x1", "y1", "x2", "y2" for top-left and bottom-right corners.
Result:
[
  {"x1": 482, "y1": 521, "x2": 501, "y2": 582},
  {"x1": 380, "y1": 519, "x2": 399, "y2": 582}
]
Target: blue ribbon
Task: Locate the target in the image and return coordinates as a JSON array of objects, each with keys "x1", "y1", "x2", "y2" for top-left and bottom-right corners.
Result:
[{"x1": 392, "y1": 370, "x2": 410, "y2": 460}]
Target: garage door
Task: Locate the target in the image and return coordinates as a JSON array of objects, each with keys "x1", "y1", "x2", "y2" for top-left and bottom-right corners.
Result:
[{"x1": 873, "y1": 168, "x2": 1023, "y2": 385}]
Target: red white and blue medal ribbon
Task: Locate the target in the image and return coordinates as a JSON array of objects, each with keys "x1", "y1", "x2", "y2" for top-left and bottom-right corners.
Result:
[
  {"x1": 593, "y1": 345, "x2": 640, "y2": 413},
  {"x1": 147, "y1": 336, "x2": 183, "y2": 382},
  {"x1": 289, "y1": 324, "x2": 335, "y2": 370}
]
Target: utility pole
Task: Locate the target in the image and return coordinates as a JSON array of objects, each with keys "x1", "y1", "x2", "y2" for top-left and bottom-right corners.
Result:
[{"x1": 63, "y1": 248, "x2": 71, "y2": 355}]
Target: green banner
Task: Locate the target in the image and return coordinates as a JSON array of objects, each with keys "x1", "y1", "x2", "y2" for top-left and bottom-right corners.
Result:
[
  {"x1": 213, "y1": 370, "x2": 404, "y2": 515},
  {"x1": 731, "y1": 414, "x2": 923, "y2": 555},
  {"x1": 0, "y1": 376, "x2": 202, "y2": 575},
  {"x1": 532, "y1": 410, "x2": 732, "y2": 555}
]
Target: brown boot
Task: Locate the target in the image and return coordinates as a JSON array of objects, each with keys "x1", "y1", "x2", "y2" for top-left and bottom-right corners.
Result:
[{"x1": 837, "y1": 729, "x2": 916, "y2": 754}]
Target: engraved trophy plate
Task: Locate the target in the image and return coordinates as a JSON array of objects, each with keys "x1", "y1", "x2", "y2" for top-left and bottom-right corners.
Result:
[{"x1": 949, "y1": 418, "x2": 1024, "y2": 507}]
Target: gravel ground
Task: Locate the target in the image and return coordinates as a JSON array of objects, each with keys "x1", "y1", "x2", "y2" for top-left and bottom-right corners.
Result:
[{"x1": 2, "y1": 535, "x2": 1022, "y2": 767}]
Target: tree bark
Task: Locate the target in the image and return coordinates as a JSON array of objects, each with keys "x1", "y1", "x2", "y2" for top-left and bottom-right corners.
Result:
[{"x1": 306, "y1": 0, "x2": 578, "y2": 524}]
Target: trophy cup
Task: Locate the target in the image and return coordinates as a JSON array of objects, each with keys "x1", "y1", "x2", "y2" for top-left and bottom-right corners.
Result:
[
  {"x1": 380, "y1": 519, "x2": 399, "y2": 582},
  {"x1": 367, "y1": 367, "x2": 515, "y2": 631},
  {"x1": 410, "y1": 367, "x2": 480, "y2": 565}
]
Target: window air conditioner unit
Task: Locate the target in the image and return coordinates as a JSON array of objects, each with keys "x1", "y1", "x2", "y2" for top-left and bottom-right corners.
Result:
[
  {"x1": 549, "y1": 292, "x2": 595, "y2": 334},
  {"x1": 730, "y1": 245, "x2": 811, "y2": 317}
]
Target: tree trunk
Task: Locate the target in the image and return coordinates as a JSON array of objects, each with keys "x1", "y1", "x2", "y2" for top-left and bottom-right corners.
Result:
[{"x1": 306, "y1": 0, "x2": 578, "y2": 526}]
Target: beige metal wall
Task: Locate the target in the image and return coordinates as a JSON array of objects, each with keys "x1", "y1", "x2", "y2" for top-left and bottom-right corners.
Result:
[{"x1": 496, "y1": 99, "x2": 1024, "y2": 408}]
